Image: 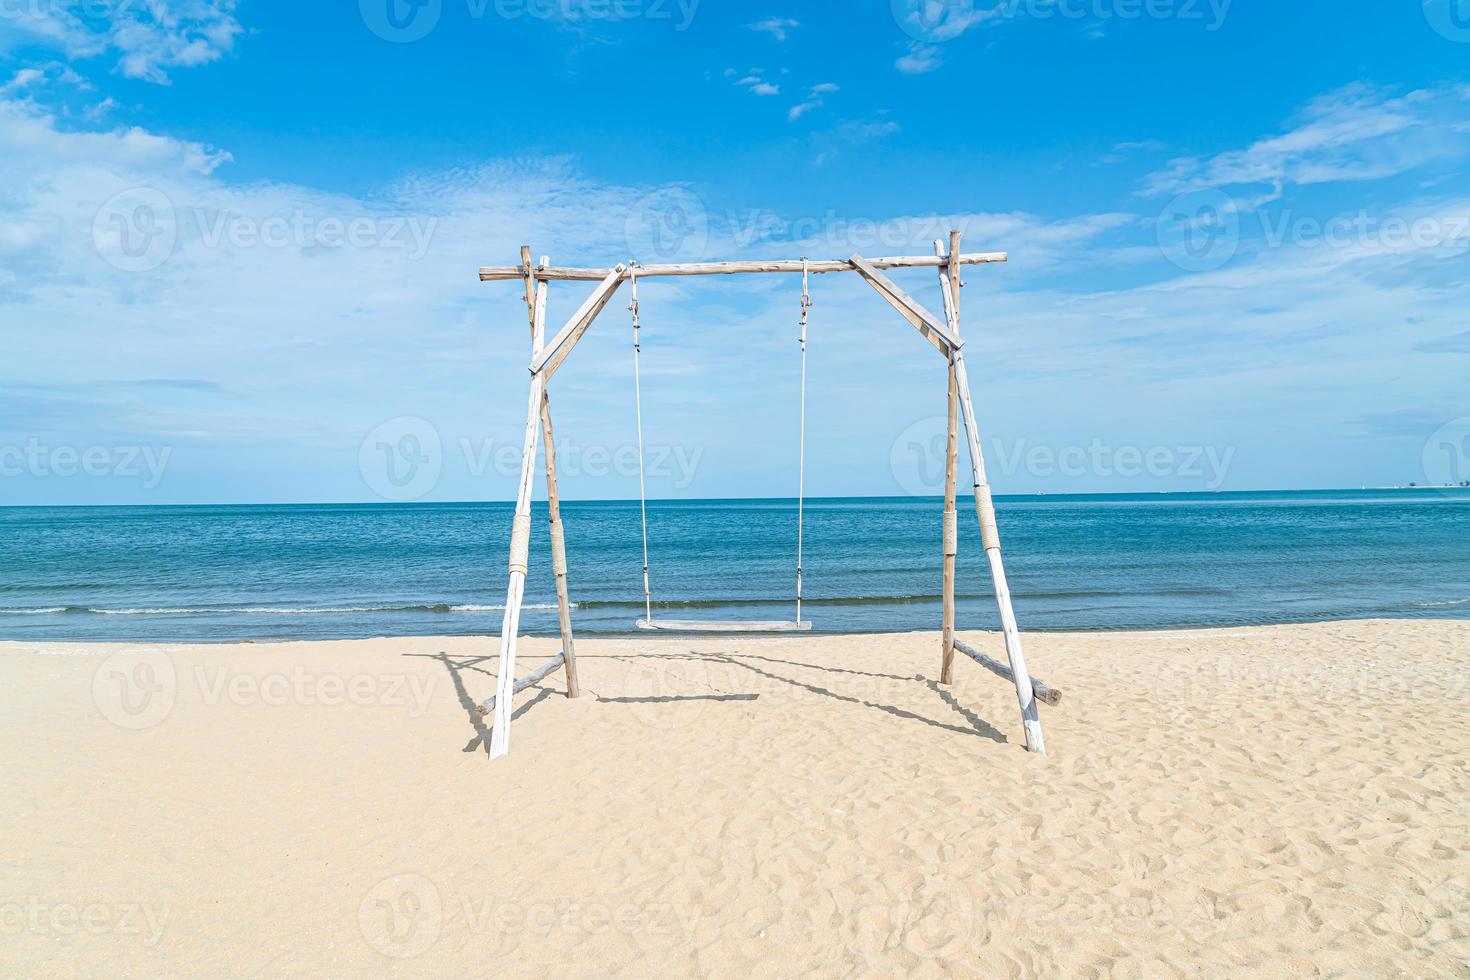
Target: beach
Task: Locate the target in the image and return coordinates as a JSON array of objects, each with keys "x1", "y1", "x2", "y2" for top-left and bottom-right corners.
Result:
[{"x1": 3, "y1": 619, "x2": 1466, "y2": 976}]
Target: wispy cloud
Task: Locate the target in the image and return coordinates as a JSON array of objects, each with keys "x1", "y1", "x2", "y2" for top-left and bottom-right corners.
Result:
[
  {"x1": 0, "y1": 0, "x2": 242, "y2": 84},
  {"x1": 748, "y1": 17, "x2": 798, "y2": 41},
  {"x1": 788, "y1": 82, "x2": 839, "y2": 122},
  {"x1": 812, "y1": 118, "x2": 900, "y2": 167},
  {"x1": 1142, "y1": 84, "x2": 1470, "y2": 201},
  {"x1": 1416, "y1": 330, "x2": 1470, "y2": 354},
  {"x1": 895, "y1": 43, "x2": 943, "y2": 75},
  {"x1": 732, "y1": 69, "x2": 780, "y2": 97}
]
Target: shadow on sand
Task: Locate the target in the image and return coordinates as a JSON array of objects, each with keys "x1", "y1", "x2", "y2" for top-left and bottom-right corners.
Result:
[{"x1": 406, "y1": 644, "x2": 1008, "y2": 755}]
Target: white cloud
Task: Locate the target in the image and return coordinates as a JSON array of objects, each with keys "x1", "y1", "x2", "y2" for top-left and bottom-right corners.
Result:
[
  {"x1": 788, "y1": 83, "x2": 840, "y2": 122},
  {"x1": 788, "y1": 100, "x2": 819, "y2": 121},
  {"x1": 747, "y1": 17, "x2": 798, "y2": 41},
  {"x1": 1142, "y1": 84, "x2": 1470, "y2": 200},
  {"x1": 734, "y1": 72, "x2": 780, "y2": 96},
  {"x1": 5, "y1": 76, "x2": 1469, "y2": 502},
  {"x1": 0, "y1": 0, "x2": 241, "y2": 84},
  {"x1": 895, "y1": 43, "x2": 943, "y2": 75}
]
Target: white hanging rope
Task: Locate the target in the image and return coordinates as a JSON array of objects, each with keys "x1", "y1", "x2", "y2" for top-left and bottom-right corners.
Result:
[
  {"x1": 630, "y1": 262, "x2": 812, "y2": 630},
  {"x1": 629, "y1": 266, "x2": 653, "y2": 623},
  {"x1": 796, "y1": 259, "x2": 811, "y2": 624}
]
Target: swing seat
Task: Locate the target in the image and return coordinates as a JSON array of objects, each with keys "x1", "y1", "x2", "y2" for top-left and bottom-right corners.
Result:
[{"x1": 635, "y1": 618, "x2": 812, "y2": 633}]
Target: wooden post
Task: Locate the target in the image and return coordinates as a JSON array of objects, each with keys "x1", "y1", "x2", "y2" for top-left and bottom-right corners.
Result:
[
  {"x1": 935, "y1": 232, "x2": 1047, "y2": 755},
  {"x1": 519, "y1": 248, "x2": 580, "y2": 700},
  {"x1": 937, "y1": 239, "x2": 960, "y2": 686},
  {"x1": 488, "y1": 310, "x2": 549, "y2": 761}
]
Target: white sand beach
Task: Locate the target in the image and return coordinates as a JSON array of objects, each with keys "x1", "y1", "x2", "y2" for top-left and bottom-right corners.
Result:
[{"x1": 2, "y1": 620, "x2": 1467, "y2": 976}]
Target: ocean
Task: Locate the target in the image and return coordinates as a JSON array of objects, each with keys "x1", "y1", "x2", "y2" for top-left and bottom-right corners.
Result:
[{"x1": 2, "y1": 490, "x2": 1468, "y2": 642}]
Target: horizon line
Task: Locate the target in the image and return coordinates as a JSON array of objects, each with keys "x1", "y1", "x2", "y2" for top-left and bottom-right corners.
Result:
[{"x1": 1, "y1": 486, "x2": 1462, "y2": 510}]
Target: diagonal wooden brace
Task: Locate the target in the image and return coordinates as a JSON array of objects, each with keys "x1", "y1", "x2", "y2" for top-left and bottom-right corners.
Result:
[
  {"x1": 529, "y1": 263, "x2": 628, "y2": 381},
  {"x1": 850, "y1": 253, "x2": 963, "y2": 356}
]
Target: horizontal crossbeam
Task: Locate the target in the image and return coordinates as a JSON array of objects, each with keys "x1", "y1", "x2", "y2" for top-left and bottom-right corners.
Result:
[{"x1": 481, "y1": 253, "x2": 1008, "y2": 283}]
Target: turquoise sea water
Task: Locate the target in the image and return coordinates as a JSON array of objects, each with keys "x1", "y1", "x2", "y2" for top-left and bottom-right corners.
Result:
[{"x1": 1, "y1": 490, "x2": 1467, "y2": 642}]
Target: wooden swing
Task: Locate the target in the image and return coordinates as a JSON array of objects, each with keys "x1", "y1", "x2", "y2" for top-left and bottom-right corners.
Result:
[
  {"x1": 477, "y1": 233, "x2": 1056, "y2": 761},
  {"x1": 629, "y1": 263, "x2": 814, "y2": 634}
]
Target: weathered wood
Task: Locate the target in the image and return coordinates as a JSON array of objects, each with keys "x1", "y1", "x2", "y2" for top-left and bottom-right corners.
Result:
[
  {"x1": 529, "y1": 264, "x2": 627, "y2": 380},
  {"x1": 489, "y1": 296, "x2": 552, "y2": 759},
  {"x1": 849, "y1": 253, "x2": 962, "y2": 355},
  {"x1": 941, "y1": 259, "x2": 1046, "y2": 754},
  {"x1": 936, "y1": 239, "x2": 960, "y2": 687},
  {"x1": 523, "y1": 250, "x2": 580, "y2": 700},
  {"x1": 481, "y1": 253, "x2": 1009, "y2": 283},
  {"x1": 952, "y1": 639, "x2": 1062, "y2": 706},
  {"x1": 635, "y1": 619, "x2": 813, "y2": 633},
  {"x1": 477, "y1": 653, "x2": 568, "y2": 716}
]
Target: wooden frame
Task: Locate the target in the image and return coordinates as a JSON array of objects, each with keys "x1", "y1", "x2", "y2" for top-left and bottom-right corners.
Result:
[{"x1": 481, "y1": 235, "x2": 1054, "y2": 759}]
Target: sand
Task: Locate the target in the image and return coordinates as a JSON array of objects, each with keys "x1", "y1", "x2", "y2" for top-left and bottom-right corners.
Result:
[{"x1": 2, "y1": 619, "x2": 1467, "y2": 977}]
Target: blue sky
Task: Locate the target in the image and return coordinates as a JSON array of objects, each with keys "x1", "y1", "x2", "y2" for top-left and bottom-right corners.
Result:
[{"x1": 1, "y1": 0, "x2": 1468, "y2": 505}]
